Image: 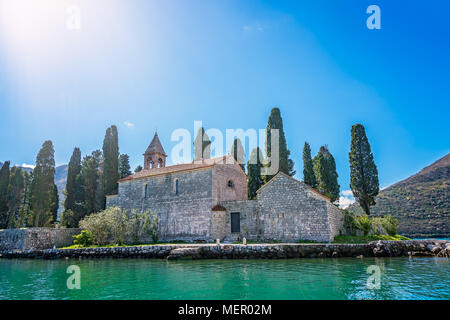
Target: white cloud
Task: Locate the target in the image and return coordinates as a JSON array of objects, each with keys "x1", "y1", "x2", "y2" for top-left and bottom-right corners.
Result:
[
  {"x1": 342, "y1": 189, "x2": 353, "y2": 197},
  {"x1": 243, "y1": 23, "x2": 264, "y2": 32},
  {"x1": 124, "y1": 121, "x2": 134, "y2": 128},
  {"x1": 20, "y1": 163, "x2": 35, "y2": 169},
  {"x1": 339, "y1": 196, "x2": 355, "y2": 209},
  {"x1": 339, "y1": 190, "x2": 355, "y2": 209}
]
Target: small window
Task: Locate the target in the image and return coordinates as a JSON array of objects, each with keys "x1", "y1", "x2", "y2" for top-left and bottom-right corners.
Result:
[
  {"x1": 231, "y1": 212, "x2": 240, "y2": 233},
  {"x1": 144, "y1": 184, "x2": 148, "y2": 199},
  {"x1": 227, "y1": 180, "x2": 234, "y2": 188},
  {"x1": 174, "y1": 179, "x2": 179, "y2": 195}
]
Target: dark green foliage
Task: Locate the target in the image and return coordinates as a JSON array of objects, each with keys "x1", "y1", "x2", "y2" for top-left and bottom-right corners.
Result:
[
  {"x1": 103, "y1": 125, "x2": 119, "y2": 195},
  {"x1": 264, "y1": 108, "x2": 295, "y2": 181},
  {"x1": 17, "y1": 171, "x2": 33, "y2": 228},
  {"x1": 193, "y1": 127, "x2": 211, "y2": 161},
  {"x1": 247, "y1": 148, "x2": 265, "y2": 200},
  {"x1": 313, "y1": 146, "x2": 340, "y2": 202},
  {"x1": 231, "y1": 138, "x2": 245, "y2": 172},
  {"x1": 302, "y1": 142, "x2": 317, "y2": 188},
  {"x1": 6, "y1": 167, "x2": 25, "y2": 228},
  {"x1": 119, "y1": 154, "x2": 132, "y2": 178},
  {"x1": 29, "y1": 141, "x2": 58, "y2": 227},
  {"x1": 81, "y1": 150, "x2": 103, "y2": 215},
  {"x1": 134, "y1": 165, "x2": 143, "y2": 173},
  {"x1": 0, "y1": 161, "x2": 10, "y2": 228},
  {"x1": 64, "y1": 148, "x2": 83, "y2": 216},
  {"x1": 349, "y1": 124, "x2": 379, "y2": 215}
]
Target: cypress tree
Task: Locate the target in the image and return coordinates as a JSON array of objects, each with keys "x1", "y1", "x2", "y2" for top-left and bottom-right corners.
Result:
[
  {"x1": 313, "y1": 146, "x2": 340, "y2": 202},
  {"x1": 302, "y1": 142, "x2": 317, "y2": 188},
  {"x1": 29, "y1": 141, "x2": 58, "y2": 227},
  {"x1": 265, "y1": 108, "x2": 295, "y2": 182},
  {"x1": 349, "y1": 124, "x2": 379, "y2": 215},
  {"x1": 93, "y1": 150, "x2": 105, "y2": 212},
  {"x1": 0, "y1": 161, "x2": 11, "y2": 228},
  {"x1": 134, "y1": 165, "x2": 143, "y2": 173},
  {"x1": 81, "y1": 150, "x2": 103, "y2": 215},
  {"x1": 231, "y1": 138, "x2": 245, "y2": 172},
  {"x1": 7, "y1": 167, "x2": 25, "y2": 228},
  {"x1": 119, "y1": 154, "x2": 132, "y2": 178},
  {"x1": 247, "y1": 148, "x2": 265, "y2": 200},
  {"x1": 193, "y1": 127, "x2": 211, "y2": 161},
  {"x1": 64, "y1": 147, "x2": 82, "y2": 212},
  {"x1": 103, "y1": 125, "x2": 119, "y2": 195},
  {"x1": 17, "y1": 171, "x2": 33, "y2": 228}
]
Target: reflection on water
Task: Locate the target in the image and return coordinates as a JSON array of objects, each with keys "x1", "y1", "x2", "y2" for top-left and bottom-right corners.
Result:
[{"x1": 0, "y1": 257, "x2": 448, "y2": 300}]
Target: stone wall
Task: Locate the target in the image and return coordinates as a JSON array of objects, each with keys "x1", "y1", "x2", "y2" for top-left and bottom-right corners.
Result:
[
  {"x1": 256, "y1": 173, "x2": 337, "y2": 242},
  {"x1": 220, "y1": 200, "x2": 260, "y2": 241},
  {"x1": 0, "y1": 228, "x2": 81, "y2": 250}
]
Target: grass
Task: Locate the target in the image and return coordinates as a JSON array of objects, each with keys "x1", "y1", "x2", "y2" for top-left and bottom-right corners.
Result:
[
  {"x1": 60, "y1": 241, "x2": 194, "y2": 249},
  {"x1": 333, "y1": 234, "x2": 410, "y2": 244}
]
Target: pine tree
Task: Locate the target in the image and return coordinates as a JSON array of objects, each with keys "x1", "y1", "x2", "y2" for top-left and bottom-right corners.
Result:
[
  {"x1": 119, "y1": 154, "x2": 132, "y2": 178},
  {"x1": 313, "y1": 146, "x2": 340, "y2": 202},
  {"x1": 103, "y1": 125, "x2": 119, "y2": 195},
  {"x1": 7, "y1": 167, "x2": 25, "y2": 228},
  {"x1": 193, "y1": 127, "x2": 211, "y2": 161},
  {"x1": 134, "y1": 165, "x2": 143, "y2": 173},
  {"x1": 265, "y1": 108, "x2": 295, "y2": 182},
  {"x1": 247, "y1": 148, "x2": 265, "y2": 200},
  {"x1": 29, "y1": 141, "x2": 58, "y2": 227},
  {"x1": 349, "y1": 124, "x2": 379, "y2": 215},
  {"x1": 302, "y1": 142, "x2": 317, "y2": 188},
  {"x1": 231, "y1": 138, "x2": 245, "y2": 172},
  {"x1": 64, "y1": 148, "x2": 82, "y2": 213},
  {"x1": 0, "y1": 161, "x2": 11, "y2": 228}
]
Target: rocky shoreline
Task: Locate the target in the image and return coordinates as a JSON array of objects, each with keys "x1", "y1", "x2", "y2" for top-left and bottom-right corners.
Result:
[{"x1": 0, "y1": 240, "x2": 449, "y2": 260}]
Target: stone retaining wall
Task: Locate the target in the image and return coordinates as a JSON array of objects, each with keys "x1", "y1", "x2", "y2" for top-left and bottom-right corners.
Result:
[
  {"x1": 1, "y1": 240, "x2": 448, "y2": 260},
  {"x1": 0, "y1": 228, "x2": 81, "y2": 251}
]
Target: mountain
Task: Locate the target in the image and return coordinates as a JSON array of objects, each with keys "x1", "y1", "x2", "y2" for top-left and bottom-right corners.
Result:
[{"x1": 349, "y1": 153, "x2": 450, "y2": 238}]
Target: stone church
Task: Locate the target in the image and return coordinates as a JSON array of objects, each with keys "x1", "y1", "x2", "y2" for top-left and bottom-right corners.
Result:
[{"x1": 106, "y1": 133, "x2": 344, "y2": 243}]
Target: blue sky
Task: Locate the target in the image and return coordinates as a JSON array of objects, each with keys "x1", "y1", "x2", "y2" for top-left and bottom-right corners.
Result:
[{"x1": 0, "y1": 0, "x2": 449, "y2": 204}]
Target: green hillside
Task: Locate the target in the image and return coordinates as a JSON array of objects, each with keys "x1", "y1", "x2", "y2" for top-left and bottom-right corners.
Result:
[{"x1": 349, "y1": 153, "x2": 449, "y2": 238}]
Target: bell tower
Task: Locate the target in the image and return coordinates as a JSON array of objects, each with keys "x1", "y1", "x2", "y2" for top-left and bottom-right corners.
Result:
[{"x1": 144, "y1": 132, "x2": 167, "y2": 169}]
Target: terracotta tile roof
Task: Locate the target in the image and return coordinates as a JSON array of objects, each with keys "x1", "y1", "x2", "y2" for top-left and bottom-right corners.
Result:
[{"x1": 119, "y1": 155, "x2": 239, "y2": 182}]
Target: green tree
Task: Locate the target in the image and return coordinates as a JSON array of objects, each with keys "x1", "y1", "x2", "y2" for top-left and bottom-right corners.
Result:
[
  {"x1": 29, "y1": 141, "x2": 58, "y2": 227},
  {"x1": 193, "y1": 127, "x2": 211, "y2": 161},
  {"x1": 247, "y1": 148, "x2": 265, "y2": 200},
  {"x1": 302, "y1": 142, "x2": 317, "y2": 188},
  {"x1": 103, "y1": 125, "x2": 119, "y2": 195},
  {"x1": 80, "y1": 151, "x2": 101, "y2": 216},
  {"x1": 17, "y1": 171, "x2": 33, "y2": 228},
  {"x1": 7, "y1": 167, "x2": 25, "y2": 228},
  {"x1": 313, "y1": 146, "x2": 340, "y2": 202},
  {"x1": 349, "y1": 124, "x2": 379, "y2": 215},
  {"x1": 231, "y1": 138, "x2": 245, "y2": 172},
  {"x1": 0, "y1": 161, "x2": 11, "y2": 228},
  {"x1": 134, "y1": 165, "x2": 143, "y2": 173},
  {"x1": 265, "y1": 108, "x2": 295, "y2": 182},
  {"x1": 64, "y1": 148, "x2": 83, "y2": 214},
  {"x1": 119, "y1": 154, "x2": 132, "y2": 178}
]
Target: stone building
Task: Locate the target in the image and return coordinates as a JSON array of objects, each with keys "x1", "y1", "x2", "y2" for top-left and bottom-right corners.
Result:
[{"x1": 106, "y1": 133, "x2": 344, "y2": 243}]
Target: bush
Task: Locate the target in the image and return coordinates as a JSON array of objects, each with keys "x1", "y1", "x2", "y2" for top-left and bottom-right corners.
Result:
[
  {"x1": 343, "y1": 210, "x2": 358, "y2": 235},
  {"x1": 381, "y1": 215, "x2": 399, "y2": 236},
  {"x1": 354, "y1": 215, "x2": 373, "y2": 236},
  {"x1": 73, "y1": 230, "x2": 93, "y2": 247},
  {"x1": 79, "y1": 206, "x2": 159, "y2": 246}
]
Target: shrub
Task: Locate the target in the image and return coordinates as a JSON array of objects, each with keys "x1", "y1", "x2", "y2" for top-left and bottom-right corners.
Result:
[
  {"x1": 354, "y1": 215, "x2": 372, "y2": 236},
  {"x1": 343, "y1": 210, "x2": 358, "y2": 235},
  {"x1": 381, "y1": 215, "x2": 399, "y2": 236},
  {"x1": 371, "y1": 217, "x2": 385, "y2": 235},
  {"x1": 79, "y1": 206, "x2": 159, "y2": 246},
  {"x1": 73, "y1": 230, "x2": 93, "y2": 247}
]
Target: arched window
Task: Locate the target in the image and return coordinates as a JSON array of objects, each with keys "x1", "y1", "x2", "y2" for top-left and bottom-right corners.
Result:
[
  {"x1": 174, "y1": 179, "x2": 179, "y2": 195},
  {"x1": 227, "y1": 180, "x2": 234, "y2": 188},
  {"x1": 144, "y1": 184, "x2": 149, "y2": 199},
  {"x1": 158, "y1": 158, "x2": 163, "y2": 168}
]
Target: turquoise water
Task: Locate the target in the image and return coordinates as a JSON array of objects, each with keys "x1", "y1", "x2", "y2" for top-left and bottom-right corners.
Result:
[{"x1": 0, "y1": 257, "x2": 448, "y2": 300}]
